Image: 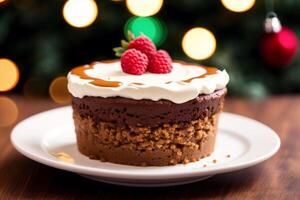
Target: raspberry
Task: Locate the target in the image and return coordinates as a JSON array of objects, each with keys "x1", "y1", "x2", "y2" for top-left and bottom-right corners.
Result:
[
  {"x1": 128, "y1": 36, "x2": 156, "y2": 58},
  {"x1": 148, "y1": 50, "x2": 173, "y2": 74},
  {"x1": 120, "y1": 49, "x2": 148, "y2": 75}
]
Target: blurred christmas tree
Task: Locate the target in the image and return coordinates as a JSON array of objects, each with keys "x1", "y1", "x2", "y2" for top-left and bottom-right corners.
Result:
[{"x1": 0, "y1": 0, "x2": 300, "y2": 99}]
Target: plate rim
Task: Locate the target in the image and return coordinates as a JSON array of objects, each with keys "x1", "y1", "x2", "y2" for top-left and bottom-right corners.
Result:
[{"x1": 11, "y1": 106, "x2": 281, "y2": 180}]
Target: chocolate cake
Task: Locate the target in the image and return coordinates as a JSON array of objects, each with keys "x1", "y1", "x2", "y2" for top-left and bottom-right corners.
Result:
[
  {"x1": 68, "y1": 60, "x2": 229, "y2": 166},
  {"x1": 67, "y1": 30, "x2": 229, "y2": 166}
]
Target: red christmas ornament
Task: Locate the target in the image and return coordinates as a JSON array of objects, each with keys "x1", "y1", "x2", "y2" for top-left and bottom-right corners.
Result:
[{"x1": 260, "y1": 13, "x2": 298, "y2": 67}]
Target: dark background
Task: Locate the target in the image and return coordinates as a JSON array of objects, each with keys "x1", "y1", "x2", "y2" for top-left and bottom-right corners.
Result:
[{"x1": 1, "y1": 0, "x2": 300, "y2": 98}]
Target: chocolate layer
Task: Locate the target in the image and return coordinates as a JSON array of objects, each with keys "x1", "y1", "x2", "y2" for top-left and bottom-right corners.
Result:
[
  {"x1": 74, "y1": 112, "x2": 219, "y2": 166},
  {"x1": 72, "y1": 88, "x2": 226, "y2": 127}
]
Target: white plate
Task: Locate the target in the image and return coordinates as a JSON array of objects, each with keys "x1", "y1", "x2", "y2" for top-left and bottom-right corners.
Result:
[{"x1": 11, "y1": 107, "x2": 280, "y2": 187}]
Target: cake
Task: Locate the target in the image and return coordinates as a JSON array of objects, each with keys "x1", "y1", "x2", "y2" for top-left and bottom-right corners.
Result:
[{"x1": 67, "y1": 34, "x2": 229, "y2": 166}]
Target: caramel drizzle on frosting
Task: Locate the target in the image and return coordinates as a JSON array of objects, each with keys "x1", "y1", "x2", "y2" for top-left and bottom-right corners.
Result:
[
  {"x1": 130, "y1": 82, "x2": 144, "y2": 86},
  {"x1": 71, "y1": 61, "x2": 219, "y2": 87},
  {"x1": 182, "y1": 66, "x2": 219, "y2": 83},
  {"x1": 71, "y1": 64, "x2": 122, "y2": 87}
]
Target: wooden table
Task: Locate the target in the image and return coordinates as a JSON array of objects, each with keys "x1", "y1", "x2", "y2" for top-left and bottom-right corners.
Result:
[{"x1": 0, "y1": 95, "x2": 299, "y2": 200}]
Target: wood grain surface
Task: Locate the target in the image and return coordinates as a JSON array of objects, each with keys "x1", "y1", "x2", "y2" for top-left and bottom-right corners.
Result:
[{"x1": 0, "y1": 95, "x2": 299, "y2": 200}]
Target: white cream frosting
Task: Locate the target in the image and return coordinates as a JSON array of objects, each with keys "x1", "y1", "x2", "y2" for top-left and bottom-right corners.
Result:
[{"x1": 67, "y1": 61, "x2": 229, "y2": 104}]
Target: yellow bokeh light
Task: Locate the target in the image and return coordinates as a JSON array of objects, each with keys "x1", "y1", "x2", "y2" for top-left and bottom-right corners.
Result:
[
  {"x1": 49, "y1": 76, "x2": 71, "y2": 104},
  {"x1": 221, "y1": 0, "x2": 255, "y2": 13},
  {"x1": 0, "y1": 0, "x2": 8, "y2": 4},
  {"x1": 63, "y1": 0, "x2": 98, "y2": 28},
  {"x1": 126, "y1": 0, "x2": 163, "y2": 17},
  {"x1": 0, "y1": 58, "x2": 20, "y2": 92},
  {"x1": 182, "y1": 27, "x2": 216, "y2": 60},
  {"x1": 0, "y1": 96, "x2": 18, "y2": 127}
]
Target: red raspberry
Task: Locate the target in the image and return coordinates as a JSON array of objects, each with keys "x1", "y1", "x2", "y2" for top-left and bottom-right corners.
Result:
[
  {"x1": 128, "y1": 36, "x2": 156, "y2": 58},
  {"x1": 148, "y1": 50, "x2": 173, "y2": 74},
  {"x1": 121, "y1": 49, "x2": 148, "y2": 75}
]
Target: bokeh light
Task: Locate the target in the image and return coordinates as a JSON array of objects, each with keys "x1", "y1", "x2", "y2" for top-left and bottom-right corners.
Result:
[
  {"x1": 221, "y1": 0, "x2": 255, "y2": 13},
  {"x1": 0, "y1": 0, "x2": 8, "y2": 4},
  {"x1": 63, "y1": 0, "x2": 98, "y2": 28},
  {"x1": 0, "y1": 0, "x2": 8, "y2": 5},
  {"x1": 0, "y1": 96, "x2": 18, "y2": 127},
  {"x1": 124, "y1": 17, "x2": 166, "y2": 46},
  {"x1": 126, "y1": 0, "x2": 163, "y2": 17},
  {"x1": 182, "y1": 27, "x2": 216, "y2": 60},
  {"x1": 0, "y1": 58, "x2": 20, "y2": 92},
  {"x1": 49, "y1": 76, "x2": 71, "y2": 104}
]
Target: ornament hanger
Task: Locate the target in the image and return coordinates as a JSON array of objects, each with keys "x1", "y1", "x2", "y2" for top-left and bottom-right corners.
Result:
[{"x1": 264, "y1": 0, "x2": 281, "y2": 33}]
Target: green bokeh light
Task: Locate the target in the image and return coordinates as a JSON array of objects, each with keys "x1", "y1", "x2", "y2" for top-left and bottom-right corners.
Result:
[{"x1": 124, "y1": 17, "x2": 167, "y2": 46}]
